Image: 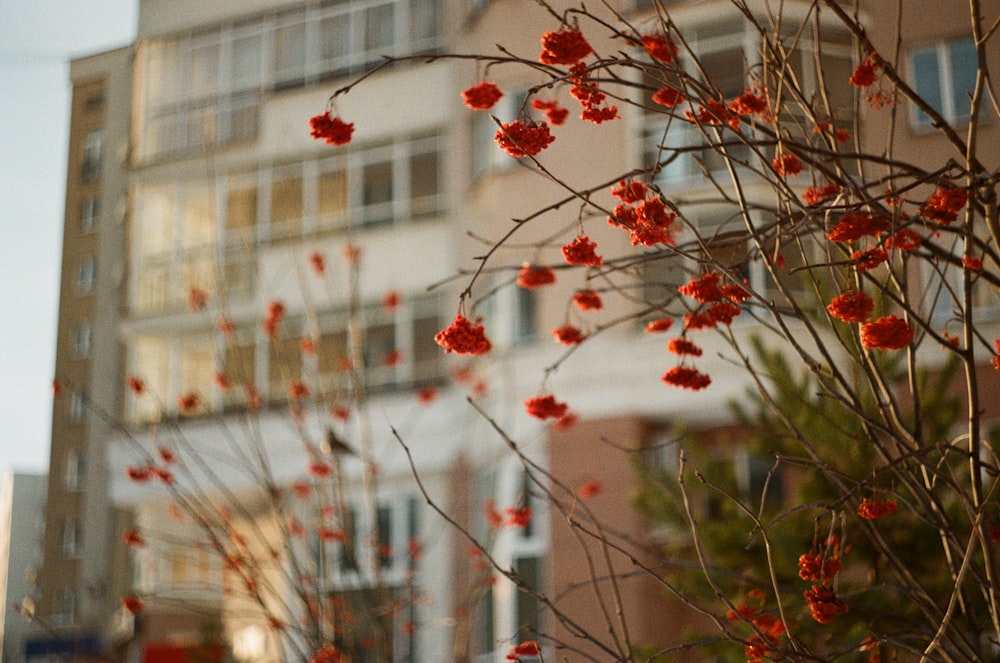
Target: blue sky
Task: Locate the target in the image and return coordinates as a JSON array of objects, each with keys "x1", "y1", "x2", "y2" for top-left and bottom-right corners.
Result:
[{"x1": 0, "y1": 0, "x2": 137, "y2": 475}]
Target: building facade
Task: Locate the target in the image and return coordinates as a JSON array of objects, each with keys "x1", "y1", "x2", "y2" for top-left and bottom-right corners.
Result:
[
  {"x1": 34, "y1": 45, "x2": 134, "y2": 662},
  {"x1": 41, "y1": 0, "x2": 1000, "y2": 661}
]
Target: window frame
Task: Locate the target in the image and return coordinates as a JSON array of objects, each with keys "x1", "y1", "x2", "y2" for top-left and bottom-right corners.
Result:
[
  {"x1": 68, "y1": 390, "x2": 86, "y2": 425},
  {"x1": 908, "y1": 35, "x2": 979, "y2": 129},
  {"x1": 640, "y1": 17, "x2": 853, "y2": 190},
  {"x1": 72, "y1": 320, "x2": 92, "y2": 359},
  {"x1": 62, "y1": 519, "x2": 80, "y2": 558},
  {"x1": 52, "y1": 587, "x2": 76, "y2": 626},
  {"x1": 80, "y1": 197, "x2": 99, "y2": 233},
  {"x1": 81, "y1": 129, "x2": 104, "y2": 180},
  {"x1": 76, "y1": 257, "x2": 96, "y2": 295},
  {"x1": 137, "y1": 0, "x2": 443, "y2": 161},
  {"x1": 64, "y1": 450, "x2": 86, "y2": 491}
]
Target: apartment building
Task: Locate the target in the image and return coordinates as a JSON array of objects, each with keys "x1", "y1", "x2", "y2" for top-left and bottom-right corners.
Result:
[
  {"x1": 32, "y1": 45, "x2": 134, "y2": 661},
  {"x1": 39, "y1": 0, "x2": 999, "y2": 661}
]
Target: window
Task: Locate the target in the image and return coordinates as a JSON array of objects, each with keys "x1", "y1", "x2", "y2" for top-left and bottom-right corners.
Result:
[
  {"x1": 62, "y1": 519, "x2": 80, "y2": 558},
  {"x1": 68, "y1": 390, "x2": 86, "y2": 424},
  {"x1": 64, "y1": 450, "x2": 86, "y2": 491},
  {"x1": 76, "y1": 257, "x2": 96, "y2": 295},
  {"x1": 361, "y1": 157, "x2": 394, "y2": 225},
  {"x1": 910, "y1": 36, "x2": 979, "y2": 128},
  {"x1": 52, "y1": 588, "x2": 76, "y2": 626},
  {"x1": 311, "y1": 295, "x2": 443, "y2": 397},
  {"x1": 226, "y1": 175, "x2": 258, "y2": 245},
  {"x1": 223, "y1": 335, "x2": 256, "y2": 408},
  {"x1": 483, "y1": 279, "x2": 536, "y2": 347},
  {"x1": 132, "y1": 182, "x2": 219, "y2": 313},
  {"x1": 129, "y1": 333, "x2": 217, "y2": 423},
  {"x1": 73, "y1": 321, "x2": 92, "y2": 359},
  {"x1": 80, "y1": 197, "x2": 99, "y2": 233},
  {"x1": 472, "y1": 90, "x2": 527, "y2": 177},
  {"x1": 642, "y1": 17, "x2": 852, "y2": 188},
  {"x1": 317, "y1": 166, "x2": 348, "y2": 230},
  {"x1": 274, "y1": 13, "x2": 308, "y2": 87},
  {"x1": 310, "y1": 495, "x2": 420, "y2": 661},
  {"x1": 476, "y1": 463, "x2": 547, "y2": 654},
  {"x1": 137, "y1": 1, "x2": 442, "y2": 160},
  {"x1": 640, "y1": 250, "x2": 687, "y2": 316},
  {"x1": 270, "y1": 167, "x2": 305, "y2": 237},
  {"x1": 81, "y1": 129, "x2": 103, "y2": 179},
  {"x1": 132, "y1": 135, "x2": 443, "y2": 313}
]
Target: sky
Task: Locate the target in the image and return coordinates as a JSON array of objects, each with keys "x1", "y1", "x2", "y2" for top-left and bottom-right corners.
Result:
[{"x1": 0, "y1": 0, "x2": 137, "y2": 476}]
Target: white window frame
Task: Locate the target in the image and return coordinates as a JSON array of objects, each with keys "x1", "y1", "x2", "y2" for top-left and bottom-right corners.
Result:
[{"x1": 909, "y1": 36, "x2": 978, "y2": 129}]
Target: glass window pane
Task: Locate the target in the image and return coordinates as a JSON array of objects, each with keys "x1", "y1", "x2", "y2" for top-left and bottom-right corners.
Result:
[
  {"x1": 364, "y1": 4, "x2": 394, "y2": 53},
  {"x1": 181, "y1": 185, "x2": 216, "y2": 248},
  {"x1": 269, "y1": 335, "x2": 303, "y2": 395},
  {"x1": 362, "y1": 160, "x2": 393, "y2": 223},
  {"x1": 318, "y1": 168, "x2": 348, "y2": 228},
  {"x1": 409, "y1": 151, "x2": 439, "y2": 212},
  {"x1": 269, "y1": 171, "x2": 303, "y2": 241},
  {"x1": 232, "y1": 33, "x2": 262, "y2": 89},
  {"x1": 275, "y1": 20, "x2": 307, "y2": 85},
  {"x1": 181, "y1": 254, "x2": 215, "y2": 303},
  {"x1": 189, "y1": 41, "x2": 220, "y2": 98},
  {"x1": 318, "y1": 328, "x2": 349, "y2": 376},
  {"x1": 911, "y1": 48, "x2": 942, "y2": 124},
  {"x1": 226, "y1": 181, "x2": 257, "y2": 235},
  {"x1": 514, "y1": 556, "x2": 543, "y2": 638},
  {"x1": 224, "y1": 341, "x2": 256, "y2": 387},
  {"x1": 321, "y1": 15, "x2": 351, "y2": 67},
  {"x1": 364, "y1": 322, "x2": 396, "y2": 369},
  {"x1": 224, "y1": 249, "x2": 255, "y2": 298},
  {"x1": 226, "y1": 94, "x2": 259, "y2": 143},
  {"x1": 133, "y1": 336, "x2": 171, "y2": 421},
  {"x1": 147, "y1": 40, "x2": 181, "y2": 104},
  {"x1": 820, "y1": 53, "x2": 854, "y2": 115},
  {"x1": 80, "y1": 198, "x2": 98, "y2": 233},
  {"x1": 186, "y1": 102, "x2": 217, "y2": 150},
  {"x1": 341, "y1": 506, "x2": 359, "y2": 572},
  {"x1": 641, "y1": 252, "x2": 686, "y2": 309},
  {"x1": 271, "y1": 174, "x2": 303, "y2": 223},
  {"x1": 145, "y1": 112, "x2": 184, "y2": 158},
  {"x1": 377, "y1": 505, "x2": 392, "y2": 567},
  {"x1": 135, "y1": 262, "x2": 170, "y2": 313},
  {"x1": 410, "y1": 0, "x2": 439, "y2": 44},
  {"x1": 82, "y1": 130, "x2": 104, "y2": 179},
  {"x1": 412, "y1": 314, "x2": 441, "y2": 379},
  {"x1": 949, "y1": 37, "x2": 978, "y2": 120},
  {"x1": 179, "y1": 336, "x2": 215, "y2": 407},
  {"x1": 700, "y1": 48, "x2": 745, "y2": 98}
]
